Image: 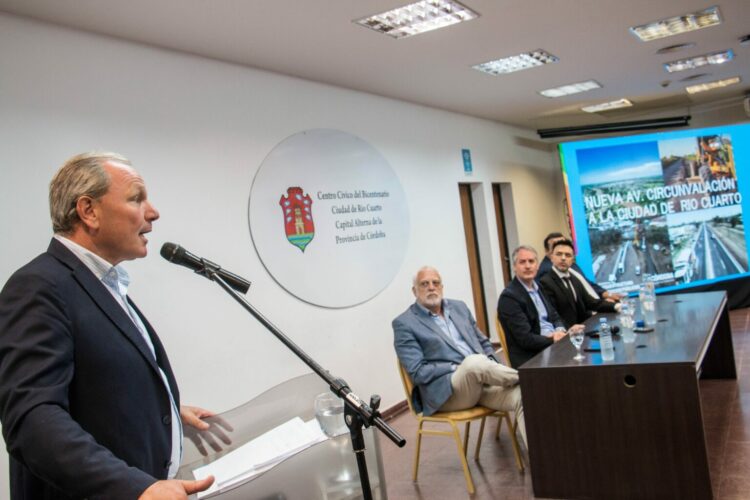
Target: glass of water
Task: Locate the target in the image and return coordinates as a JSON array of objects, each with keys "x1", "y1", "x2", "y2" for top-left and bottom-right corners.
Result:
[
  {"x1": 314, "y1": 392, "x2": 347, "y2": 437},
  {"x1": 620, "y1": 300, "x2": 634, "y2": 329},
  {"x1": 569, "y1": 326, "x2": 585, "y2": 361}
]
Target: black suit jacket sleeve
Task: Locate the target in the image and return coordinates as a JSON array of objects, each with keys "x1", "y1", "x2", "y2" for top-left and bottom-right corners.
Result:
[
  {"x1": 539, "y1": 286, "x2": 565, "y2": 330},
  {"x1": 539, "y1": 276, "x2": 561, "y2": 317},
  {"x1": 580, "y1": 283, "x2": 617, "y2": 314},
  {"x1": 540, "y1": 272, "x2": 615, "y2": 328},
  {"x1": 0, "y1": 265, "x2": 157, "y2": 498},
  {"x1": 539, "y1": 272, "x2": 579, "y2": 328},
  {"x1": 497, "y1": 290, "x2": 554, "y2": 353}
]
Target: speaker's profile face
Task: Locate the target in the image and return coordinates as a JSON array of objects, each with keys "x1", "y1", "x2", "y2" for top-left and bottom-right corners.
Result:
[{"x1": 91, "y1": 162, "x2": 160, "y2": 265}]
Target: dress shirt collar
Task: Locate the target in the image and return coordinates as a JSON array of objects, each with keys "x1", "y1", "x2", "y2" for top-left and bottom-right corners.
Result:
[
  {"x1": 54, "y1": 234, "x2": 131, "y2": 295},
  {"x1": 415, "y1": 299, "x2": 447, "y2": 318},
  {"x1": 519, "y1": 278, "x2": 556, "y2": 336},
  {"x1": 552, "y1": 266, "x2": 572, "y2": 279},
  {"x1": 519, "y1": 279, "x2": 540, "y2": 294}
]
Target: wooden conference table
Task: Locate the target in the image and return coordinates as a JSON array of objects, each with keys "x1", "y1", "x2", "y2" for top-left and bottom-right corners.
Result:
[{"x1": 519, "y1": 291, "x2": 736, "y2": 500}]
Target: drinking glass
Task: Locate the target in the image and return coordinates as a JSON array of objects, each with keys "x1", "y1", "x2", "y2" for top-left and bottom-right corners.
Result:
[
  {"x1": 569, "y1": 327, "x2": 585, "y2": 361},
  {"x1": 314, "y1": 392, "x2": 347, "y2": 437},
  {"x1": 620, "y1": 301, "x2": 634, "y2": 329},
  {"x1": 639, "y1": 283, "x2": 657, "y2": 325},
  {"x1": 620, "y1": 301, "x2": 636, "y2": 343}
]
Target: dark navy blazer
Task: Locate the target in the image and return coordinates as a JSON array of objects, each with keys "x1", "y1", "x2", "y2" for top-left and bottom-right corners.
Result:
[
  {"x1": 0, "y1": 239, "x2": 179, "y2": 499},
  {"x1": 497, "y1": 277, "x2": 565, "y2": 368}
]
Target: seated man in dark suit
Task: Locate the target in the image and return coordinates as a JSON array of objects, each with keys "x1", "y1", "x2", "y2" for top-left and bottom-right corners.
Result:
[
  {"x1": 540, "y1": 239, "x2": 619, "y2": 328},
  {"x1": 537, "y1": 232, "x2": 623, "y2": 303},
  {"x1": 498, "y1": 245, "x2": 583, "y2": 368},
  {"x1": 393, "y1": 266, "x2": 525, "y2": 445},
  {"x1": 0, "y1": 152, "x2": 215, "y2": 499}
]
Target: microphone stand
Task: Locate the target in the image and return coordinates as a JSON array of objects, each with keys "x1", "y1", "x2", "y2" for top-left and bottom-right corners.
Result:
[{"x1": 197, "y1": 263, "x2": 406, "y2": 500}]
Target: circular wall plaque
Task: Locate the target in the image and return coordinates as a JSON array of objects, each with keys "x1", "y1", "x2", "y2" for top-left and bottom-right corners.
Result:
[{"x1": 248, "y1": 129, "x2": 410, "y2": 307}]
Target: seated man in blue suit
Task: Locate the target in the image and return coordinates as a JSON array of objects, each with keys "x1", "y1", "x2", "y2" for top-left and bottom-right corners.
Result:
[
  {"x1": 0, "y1": 152, "x2": 215, "y2": 499},
  {"x1": 393, "y1": 266, "x2": 525, "y2": 446}
]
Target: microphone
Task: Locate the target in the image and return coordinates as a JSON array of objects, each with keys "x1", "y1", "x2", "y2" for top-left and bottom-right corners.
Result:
[
  {"x1": 585, "y1": 325, "x2": 620, "y2": 337},
  {"x1": 160, "y1": 242, "x2": 251, "y2": 294}
]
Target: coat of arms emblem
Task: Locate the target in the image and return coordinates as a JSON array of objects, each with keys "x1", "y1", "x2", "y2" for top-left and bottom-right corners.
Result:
[{"x1": 279, "y1": 187, "x2": 315, "y2": 252}]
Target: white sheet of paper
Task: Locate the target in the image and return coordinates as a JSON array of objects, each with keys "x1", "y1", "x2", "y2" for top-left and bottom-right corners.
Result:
[{"x1": 193, "y1": 417, "x2": 328, "y2": 498}]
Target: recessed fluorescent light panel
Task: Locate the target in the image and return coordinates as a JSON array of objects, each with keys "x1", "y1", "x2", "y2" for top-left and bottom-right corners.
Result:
[
  {"x1": 539, "y1": 80, "x2": 602, "y2": 98},
  {"x1": 686, "y1": 76, "x2": 741, "y2": 94},
  {"x1": 630, "y1": 6, "x2": 721, "y2": 42},
  {"x1": 581, "y1": 99, "x2": 633, "y2": 113},
  {"x1": 473, "y1": 49, "x2": 559, "y2": 75},
  {"x1": 354, "y1": 0, "x2": 478, "y2": 39},
  {"x1": 664, "y1": 49, "x2": 734, "y2": 73}
]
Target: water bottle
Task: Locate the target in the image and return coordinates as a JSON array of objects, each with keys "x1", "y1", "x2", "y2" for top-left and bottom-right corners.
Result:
[{"x1": 599, "y1": 317, "x2": 615, "y2": 361}]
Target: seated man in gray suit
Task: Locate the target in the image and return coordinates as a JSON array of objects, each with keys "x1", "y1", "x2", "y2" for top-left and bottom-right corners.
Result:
[{"x1": 393, "y1": 266, "x2": 525, "y2": 446}]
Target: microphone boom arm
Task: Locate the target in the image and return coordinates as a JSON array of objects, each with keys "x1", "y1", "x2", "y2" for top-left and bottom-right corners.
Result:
[{"x1": 204, "y1": 269, "x2": 406, "y2": 500}]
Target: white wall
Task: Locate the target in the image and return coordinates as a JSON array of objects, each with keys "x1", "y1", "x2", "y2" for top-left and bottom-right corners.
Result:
[{"x1": 0, "y1": 13, "x2": 564, "y2": 496}]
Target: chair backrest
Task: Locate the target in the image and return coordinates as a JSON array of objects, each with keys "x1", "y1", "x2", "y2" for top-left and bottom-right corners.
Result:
[
  {"x1": 494, "y1": 317, "x2": 512, "y2": 366},
  {"x1": 397, "y1": 362, "x2": 419, "y2": 416}
]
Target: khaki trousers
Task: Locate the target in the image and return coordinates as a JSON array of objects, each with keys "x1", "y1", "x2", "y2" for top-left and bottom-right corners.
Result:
[{"x1": 440, "y1": 354, "x2": 527, "y2": 446}]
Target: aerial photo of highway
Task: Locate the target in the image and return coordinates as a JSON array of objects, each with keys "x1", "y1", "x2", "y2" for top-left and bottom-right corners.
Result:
[
  {"x1": 667, "y1": 206, "x2": 747, "y2": 284},
  {"x1": 592, "y1": 217, "x2": 675, "y2": 293}
]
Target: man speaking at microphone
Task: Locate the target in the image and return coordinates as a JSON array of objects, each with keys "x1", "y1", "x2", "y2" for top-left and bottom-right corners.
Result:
[{"x1": 0, "y1": 152, "x2": 214, "y2": 499}]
